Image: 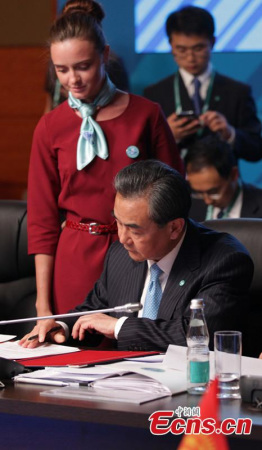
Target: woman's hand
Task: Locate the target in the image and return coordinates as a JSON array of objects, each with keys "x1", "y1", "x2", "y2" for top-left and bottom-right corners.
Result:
[{"x1": 19, "y1": 319, "x2": 66, "y2": 348}]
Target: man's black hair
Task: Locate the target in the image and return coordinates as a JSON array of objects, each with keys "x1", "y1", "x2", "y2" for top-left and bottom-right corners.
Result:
[
  {"x1": 114, "y1": 160, "x2": 191, "y2": 225},
  {"x1": 166, "y1": 5, "x2": 215, "y2": 41},
  {"x1": 185, "y1": 135, "x2": 237, "y2": 179}
]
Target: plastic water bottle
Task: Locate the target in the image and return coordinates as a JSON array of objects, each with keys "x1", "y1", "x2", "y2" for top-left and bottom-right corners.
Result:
[{"x1": 186, "y1": 298, "x2": 210, "y2": 395}]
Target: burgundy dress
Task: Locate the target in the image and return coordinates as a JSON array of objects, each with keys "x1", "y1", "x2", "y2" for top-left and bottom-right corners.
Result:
[{"x1": 28, "y1": 94, "x2": 183, "y2": 313}]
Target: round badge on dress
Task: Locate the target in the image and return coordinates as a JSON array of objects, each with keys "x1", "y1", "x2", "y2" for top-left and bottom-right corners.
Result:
[{"x1": 126, "y1": 146, "x2": 140, "y2": 159}]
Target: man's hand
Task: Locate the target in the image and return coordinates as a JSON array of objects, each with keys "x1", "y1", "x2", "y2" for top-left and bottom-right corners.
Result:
[
  {"x1": 72, "y1": 313, "x2": 118, "y2": 341},
  {"x1": 19, "y1": 319, "x2": 66, "y2": 348},
  {"x1": 200, "y1": 110, "x2": 234, "y2": 141},
  {"x1": 167, "y1": 112, "x2": 201, "y2": 141}
]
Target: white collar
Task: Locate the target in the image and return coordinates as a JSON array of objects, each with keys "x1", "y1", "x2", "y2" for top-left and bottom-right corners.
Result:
[
  {"x1": 179, "y1": 62, "x2": 213, "y2": 90},
  {"x1": 212, "y1": 189, "x2": 243, "y2": 219},
  {"x1": 147, "y1": 226, "x2": 186, "y2": 277}
]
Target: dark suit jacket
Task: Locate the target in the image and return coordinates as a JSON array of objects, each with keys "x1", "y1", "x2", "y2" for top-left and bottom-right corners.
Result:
[
  {"x1": 66, "y1": 220, "x2": 253, "y2": 352},
  {"x1": 144, "y1": 72, "x2": 262, "y2": 161},
  {"x1": 189, "y1": 183, "x2": 262, "y2": 222}
]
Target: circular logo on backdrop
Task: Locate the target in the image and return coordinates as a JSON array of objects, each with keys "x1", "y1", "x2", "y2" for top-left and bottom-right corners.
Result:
[{"x1": 126, "y1": 146, "x2": 140, "y2": 159}]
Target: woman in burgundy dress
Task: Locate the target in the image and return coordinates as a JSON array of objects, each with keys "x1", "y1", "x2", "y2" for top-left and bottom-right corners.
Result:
[{"x1": 24, "y1": 0, "x2": 183, "y2": 340}]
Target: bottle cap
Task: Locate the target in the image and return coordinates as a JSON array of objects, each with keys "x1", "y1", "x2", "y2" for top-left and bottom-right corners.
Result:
[{"x1": 190, "y1": 298, "x2": 204, "y2": 309}]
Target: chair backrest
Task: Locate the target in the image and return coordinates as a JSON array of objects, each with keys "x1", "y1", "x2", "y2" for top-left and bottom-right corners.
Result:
[
  {"x1": 204, "y1": 218, "x2": 262, "y2": 357},
  {"x1": 204, "y1": 218, "x2": 262, "y2": 295},
  {"x1": 0, "y1": 200, "x2": 35, "y2": 282},
  {"x1": 0, "y1": 200, "x2": 36, "y2": 337}
]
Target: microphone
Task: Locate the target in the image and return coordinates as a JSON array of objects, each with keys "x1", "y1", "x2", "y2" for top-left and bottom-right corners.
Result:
[{"x1": 0, "y1": 303, "x2": 143, "y2": 325}]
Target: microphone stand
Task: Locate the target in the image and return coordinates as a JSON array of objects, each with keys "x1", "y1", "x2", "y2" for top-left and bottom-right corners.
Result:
[{"x1": 0, "y1": 303, "x2": 142, "y2": 325}]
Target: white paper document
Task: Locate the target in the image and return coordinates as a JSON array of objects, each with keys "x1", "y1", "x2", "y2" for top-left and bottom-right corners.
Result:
[
  {"x1": 16, "y1": 360, "x2": 187, "y2": 404},
  {"x1": 0, "y1": 340, "x2": 80, "y2": 360},
  {"x1": 101, "y1": 361, "x2": 187, "y2": 395},
  {"x1": 0, "y1": 334, "x2": 16, "y2": 343},
  {"x1": 164, "y1": 345, "x2": 262, "y2": 378},
  {"x1": 125, "y1": 354, "x2": 164, "y2": 363},
  {"x1": 14, "y1": 366, "x2": 116, "y2": 385},
  {"x1": 42, "y1": 382, "x2": 170, "y2": 404}
]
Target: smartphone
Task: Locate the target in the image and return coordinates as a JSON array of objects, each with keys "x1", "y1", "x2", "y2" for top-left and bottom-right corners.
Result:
[{"x1": 176, "y1": 110, "x2": 198, "y2": 120}]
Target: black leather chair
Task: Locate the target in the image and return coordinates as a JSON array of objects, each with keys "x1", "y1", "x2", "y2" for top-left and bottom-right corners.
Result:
[
  {"x1": 204, "y1": 218, "x2": 262, "y2": 358},
  {"x1": 0, "y1": 200, "x2": 36, "y2": 338}
]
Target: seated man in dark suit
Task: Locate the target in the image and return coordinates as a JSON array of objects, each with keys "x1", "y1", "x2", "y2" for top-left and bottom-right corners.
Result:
[
  {"x1": 144, "y1": 5, "x2": 262, "y2": 162},
  {"x1": 20, "y1": 160, "x2": 253, "y2": 352},
  {"x1": 186, "y1": 136, "x2": 262, "y2": 221}
]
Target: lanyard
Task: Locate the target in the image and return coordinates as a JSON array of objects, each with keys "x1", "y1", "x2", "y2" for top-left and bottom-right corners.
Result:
[
  {"x1": 205, "y1": 181, "x2": 242, "y2": 220},
  {"x1": 174, "y1": 71, "x2": 215, "y2": 114}
]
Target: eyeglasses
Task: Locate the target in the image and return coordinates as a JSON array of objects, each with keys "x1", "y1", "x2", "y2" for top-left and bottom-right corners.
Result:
[
  {"x1": 191, "y1": 187, "x2": 223, "y2": 200},
  {"x1": 172, "y1": 43, "x2": 210, "y2": 58}
]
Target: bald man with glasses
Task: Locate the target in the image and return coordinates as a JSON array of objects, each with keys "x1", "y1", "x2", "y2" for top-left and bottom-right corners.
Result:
[{"x1": 185, "y1": 136, "x2": 262, "y2": 221}]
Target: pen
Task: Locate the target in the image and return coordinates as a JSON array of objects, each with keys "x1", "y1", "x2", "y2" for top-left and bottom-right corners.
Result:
[
  {"x1": 14, "y1": 378, "x2": 71, "y2": 387},
  {"x1": 27, "y1": 325, "x2": 63, "y2": 341}
]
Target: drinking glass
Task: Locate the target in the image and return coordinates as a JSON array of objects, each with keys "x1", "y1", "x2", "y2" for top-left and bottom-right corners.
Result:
[{"x1": 214, "y1": 331, "x2": 242, "y2": 399}]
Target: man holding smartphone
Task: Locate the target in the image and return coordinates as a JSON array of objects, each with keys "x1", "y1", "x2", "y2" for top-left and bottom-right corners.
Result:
[{"x1": 144, "y1": 5, "x2": 262, "y2": 162}]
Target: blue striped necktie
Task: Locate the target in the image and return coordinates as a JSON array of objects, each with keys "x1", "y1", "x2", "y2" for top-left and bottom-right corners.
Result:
[{"x1": 142, "y1": 263, "x2": 163, "y2": 320}]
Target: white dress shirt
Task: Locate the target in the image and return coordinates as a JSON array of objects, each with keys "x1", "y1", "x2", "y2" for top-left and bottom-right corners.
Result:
[
  {"x1": 179, "y1": 63, "x2": 213, "y2": 101},
  {"x1": 212, "y1": 189, "x2": 243, "y2": 219}
]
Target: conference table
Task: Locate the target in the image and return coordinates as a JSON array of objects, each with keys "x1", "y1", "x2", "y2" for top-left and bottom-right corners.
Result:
[{"x1": 0, "y1": 379, "x2": 262, "y2": 449}]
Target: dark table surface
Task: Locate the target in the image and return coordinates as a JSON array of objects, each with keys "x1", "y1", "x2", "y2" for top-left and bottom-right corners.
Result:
[{"x1": 0, "y1": 380, "x2": 262, "y2": 442}]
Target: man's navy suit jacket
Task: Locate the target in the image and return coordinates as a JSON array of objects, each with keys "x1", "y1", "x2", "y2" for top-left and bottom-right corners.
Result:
[
  {"x1": 66, "y1": 220, "x2": 253, "y2": 352},
  {"x1": 189, "y1": 183, "x2": 262, "y2": 222},
  {"x1": 144, "y1": 72, "x2": 262, "y2": 162}
]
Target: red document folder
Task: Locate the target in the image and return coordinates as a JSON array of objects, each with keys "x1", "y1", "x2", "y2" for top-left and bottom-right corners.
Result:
[{"x1": 17, "y1": 350, "x2": 158, "y2": 368}]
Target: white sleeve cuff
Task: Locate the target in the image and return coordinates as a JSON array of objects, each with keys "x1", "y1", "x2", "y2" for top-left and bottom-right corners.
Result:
[
  {"x1": 114, "y1": 316, "x2": 128, "y2": 339},
  {"x1": 56, "y1": 321, "x2": 69, "y2": 340}
]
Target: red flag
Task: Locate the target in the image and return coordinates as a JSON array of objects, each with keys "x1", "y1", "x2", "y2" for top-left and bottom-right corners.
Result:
[{"x1": 178, "y1": 378, "x2": 229, "y2": 450}]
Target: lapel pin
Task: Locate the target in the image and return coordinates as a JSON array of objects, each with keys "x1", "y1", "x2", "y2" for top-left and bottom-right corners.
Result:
[
  {"x1": 179, "y1": 280, "x2": 185, "y2": 286},
  {"x1": 126, "y1": 146, "x2": 140, "y2": 159},
  {"x1": 214, "y1": 95, "x2": 220, "y2": 102}
]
